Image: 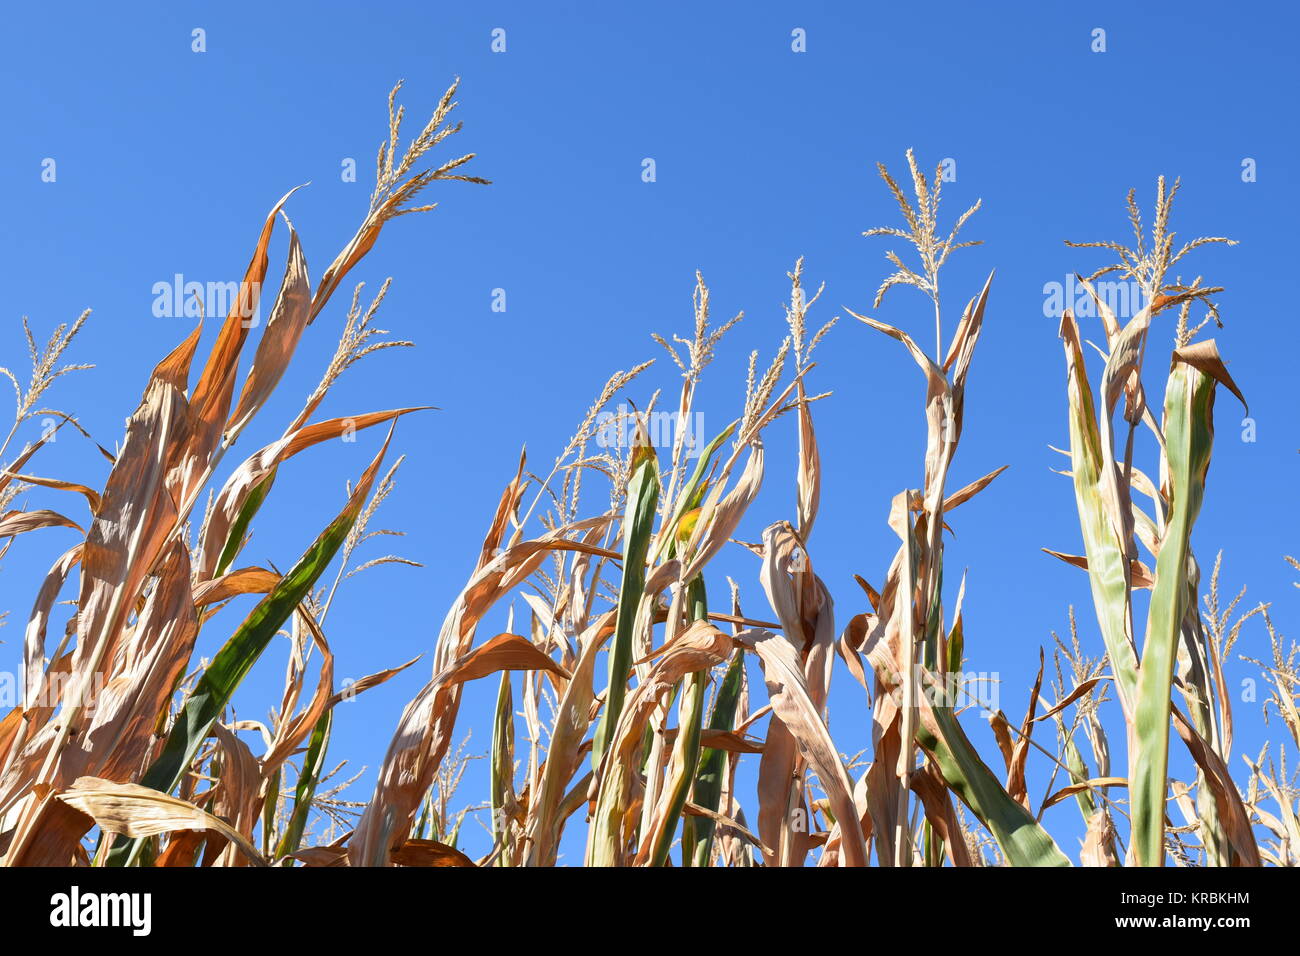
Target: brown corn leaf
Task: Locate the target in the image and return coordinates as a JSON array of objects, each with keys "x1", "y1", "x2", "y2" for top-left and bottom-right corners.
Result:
[
  {"x1": 196, "y1": 407, "x2": 425, "y2": 578},
  {"x1": 739, "y1": 627, "x2": 867, "y2": 866},
  {"x1": 0, "y1": 509, "x2": 82, "y2": 537},
  {"x1": 351, "y1": 632, "x2": 570, "y2": 866},
  {"x1": 1080, "y1": 808, "x2": 1121, "y2": 867},
  {"x1": 55, "y1": 776, "x2": 266, "y2": 866},
  {"x1": 189, "y1": 186, "x2": 304, "y2": 449},
  {"x1": 942, "y1": 465, "x2": 1008, "y2": 512},
  {"x1": 1042, "y1": 777, "x2": 1128, "y2": 810},
  {"x1": 0, "y1": 473, "x2": 101, "y2": 514},
  {"x1": 1171, "y1": 339, "x2": 1247, "y2": 411},
  {"x1": 1005, "y1": 652, "x2": 1045, "y2": 808},
  {"x1": 192, "y1": 567, "x2": 281, "y2": 607},
  {"x1": 224, "y1": 223, "x2": 312, "y2": 441},
  {"x1": 1042, "y1": 548, "x2": 1155, "y2": 588},
  {"x1": 698, "y1": 729, "x2": 764, "y2": 754},
  {"x1": 392, "y1": 838, "x2": 476, "y2": 867}
]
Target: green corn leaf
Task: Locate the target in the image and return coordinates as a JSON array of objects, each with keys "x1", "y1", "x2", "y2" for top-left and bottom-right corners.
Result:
[
  {"x1": 918, "y1": 712, "x2": 1071, "y2": 867},
  {"x1": 215, "y1": 468, "x2": 276, "y2": 578},
  {"x1": 648, "y1": 575, "x2": 709, "y2": 867},
  {"x1": 653, "y1": 420, "x2": 736, "y2": 565},
  {"x1": 591, "y1": 448, "x2": 659, "y2": 768},
  {"x1": 1130, "y1": 354, "x2": 1219, "y2": 866},
  {"x1": 261, "y1": 766, "x2": 281, "y2": 857},
  {"x1": 683, "y1": 648, "x2": 745, "y2": 867},
  {"x1": 1064, "y1": 733, "x2": 1097, "y2": 821},
  {"x1": 1058, "y1": 313, "x2": 1139, "y2": 708},
  {"x1": 918, "y1": 615, "x2": 1071, "y2": 867},
  {"x1": 490, "y1": 670, "x2": 515, "y2": 865},
  {"x1": 275, "y1": 710, "x2": 332, "y2": 864}
]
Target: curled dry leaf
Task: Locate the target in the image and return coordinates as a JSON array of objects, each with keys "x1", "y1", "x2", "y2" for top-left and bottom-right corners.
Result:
[{"x1": 56, "y1": 776, "x2": 266, "y2": 866}]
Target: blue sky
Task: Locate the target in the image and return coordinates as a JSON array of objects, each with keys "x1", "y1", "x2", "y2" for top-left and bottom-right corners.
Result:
[{"x1": 1, "y1": 1, "x2": 1296, "y2": 863}]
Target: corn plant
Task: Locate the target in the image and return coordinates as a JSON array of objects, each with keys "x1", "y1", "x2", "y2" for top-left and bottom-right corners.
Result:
[
  {"x1": 1047, "y1": 181, "x2": 1258, "y2": 866},
  {"x1": 0, "y1": 83, "x2": 1293, "y2": 866},
  {"x1": 0, "y1": 78, "x2": 486, "y2": 866}
]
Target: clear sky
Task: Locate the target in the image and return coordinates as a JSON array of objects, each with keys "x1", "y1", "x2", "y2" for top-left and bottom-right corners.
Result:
[{"x1": 1, "y1": 1, "x2": 1296, "y2": 862}]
